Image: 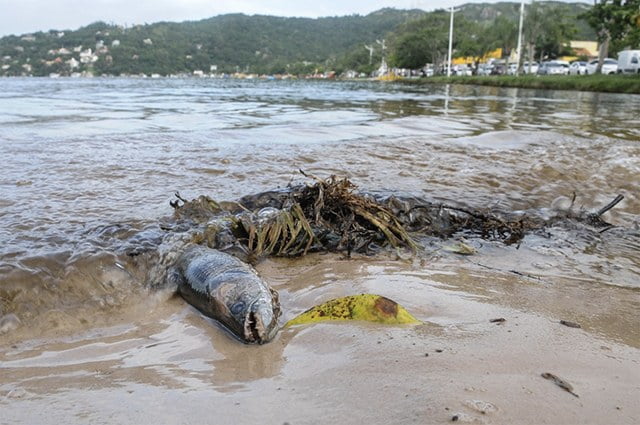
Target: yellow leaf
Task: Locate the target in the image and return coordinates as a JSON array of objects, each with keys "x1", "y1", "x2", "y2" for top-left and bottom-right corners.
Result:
[{"x1": 285, "y1": 294, "x2": 420, "y2": 327}]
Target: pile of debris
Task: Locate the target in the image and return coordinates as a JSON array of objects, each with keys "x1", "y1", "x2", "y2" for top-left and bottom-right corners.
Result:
[{"x1": 171, "y1": 172, "x2": 622, "y2": 259}]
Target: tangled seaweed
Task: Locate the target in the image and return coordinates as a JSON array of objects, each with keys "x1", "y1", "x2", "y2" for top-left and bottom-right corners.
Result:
[
  {"x1": 171, "y1": 172, "x2": 622, "y2": 259},
  {"x1": 382, "y1": 196, "x2": 537, "y2": 245},
  {"x1": 171, "y1": 173, "x2": 418, "y2": 257}
]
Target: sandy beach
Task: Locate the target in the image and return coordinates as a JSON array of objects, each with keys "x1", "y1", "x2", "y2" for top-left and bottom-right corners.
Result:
[{"x1": 2, "y1": 251, "x2": 638, "y2": 425}]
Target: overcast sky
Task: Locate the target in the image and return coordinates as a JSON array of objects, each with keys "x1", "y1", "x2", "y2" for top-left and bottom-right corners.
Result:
[{"x1": 0, "y1": 0, "x2": 590, "y2": 37}]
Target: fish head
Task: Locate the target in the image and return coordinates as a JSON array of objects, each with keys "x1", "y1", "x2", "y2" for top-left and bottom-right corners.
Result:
[
  {"x1": 242, "y1": 294, "x2": 280, "y2": 344},
  {"x1": 227, "y1": 287, "x2": 280, "y2": 344}
]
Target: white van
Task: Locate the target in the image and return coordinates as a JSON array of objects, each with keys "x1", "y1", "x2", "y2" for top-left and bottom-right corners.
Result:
[{"x1": 617, "y1": 50, "x2": 640, "y2": 74}]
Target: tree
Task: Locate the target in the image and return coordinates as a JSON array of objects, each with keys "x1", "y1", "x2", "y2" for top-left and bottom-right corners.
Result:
[
  {"x1": 456, "y1": 21, "x2": 502, "y2": 73},
  {"x1": 524, "y1": 1, "x2": 577, "y2": 64},
  {"x1": 492, "y1": 15, "x2": 518, "y2": 59},
  {"x1": 389, "y1": 11, "x2": 458, "y2": 73},
  {"x1": 583, "y1": 0, "x2": 640, "y2": 73},
  {"x1": 334, "y1": 45, "x2": 380, "y2": 75}
]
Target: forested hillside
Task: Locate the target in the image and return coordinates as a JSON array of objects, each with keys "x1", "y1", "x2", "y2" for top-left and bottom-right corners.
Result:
[
  {"x1": 0, "y1": 9, "x2": 423, "y2": 76},
  {"x1": 0, "y1": 2, "x2": 598, "y2": 77}
]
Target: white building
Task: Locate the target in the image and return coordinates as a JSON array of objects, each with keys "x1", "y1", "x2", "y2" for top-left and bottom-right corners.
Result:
[
  {"x1": 79, "y1": 49, "x2": 98, "y2": 64},
  {"x1": 66, "y1": 57, "x2": 80, "y2": 69}
]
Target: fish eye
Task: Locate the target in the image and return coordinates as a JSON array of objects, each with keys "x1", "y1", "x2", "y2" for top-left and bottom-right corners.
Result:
[{"x1": 230, "y1": 301, "x2": 245, "y2": 315}]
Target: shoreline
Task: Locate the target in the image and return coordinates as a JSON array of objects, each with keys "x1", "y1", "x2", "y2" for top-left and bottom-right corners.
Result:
[
  {"x1": 401, "y1": 74, "x2": 640, "y2": 94},
  {"x1": 3, "y1": 74, "x2": 640, "y2": 95}
]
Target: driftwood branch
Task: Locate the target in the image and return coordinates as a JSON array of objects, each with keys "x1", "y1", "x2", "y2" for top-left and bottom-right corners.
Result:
[{"x1": 595, "y1": 194, "x2": 624, "y2": 217}]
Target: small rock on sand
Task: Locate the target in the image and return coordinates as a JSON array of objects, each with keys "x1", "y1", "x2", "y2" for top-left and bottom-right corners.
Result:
[
  {"x1": 0, "y1": 314, "x2": 21, "y2": 334},
  {"x1": 464, "y1": 399, "x2": 498, "y2": 414}
]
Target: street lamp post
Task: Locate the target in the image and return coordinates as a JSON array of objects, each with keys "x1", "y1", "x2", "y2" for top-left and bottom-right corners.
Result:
[{"x1": 447, "y1": 6, "x2": 456, "y2": 77}]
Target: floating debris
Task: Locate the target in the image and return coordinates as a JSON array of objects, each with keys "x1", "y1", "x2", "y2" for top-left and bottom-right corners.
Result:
[
  {"x1": 171, "y1": 173, "x2": 626, "y2": 261},
  {"x1": 541, "y1": 372, "x2": 579, "y2": 398},
  {"x1": 559, "y1": 320, "x2": 581, "y2": 329}
]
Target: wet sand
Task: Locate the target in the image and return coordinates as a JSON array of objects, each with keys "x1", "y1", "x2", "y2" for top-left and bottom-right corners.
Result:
[{"x1": 1, "y1": 252, "x2": 638, "y2": 425}]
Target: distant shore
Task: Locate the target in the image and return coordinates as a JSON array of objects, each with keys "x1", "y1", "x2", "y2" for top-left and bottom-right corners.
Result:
[
  {"x1": 405, "y1": 74, "x2": 640, "y2": 94},
  {"x1": 3, "y1": 74, "x2": 640, "y2": 94}
]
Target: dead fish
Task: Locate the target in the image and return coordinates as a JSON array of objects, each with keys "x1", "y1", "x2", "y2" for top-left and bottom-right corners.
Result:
[
  {"x1": 541, "y1": 372, "x2": 579, "y2": 398},
  {"x1": 172, "y1": 244, "x2": 281, "y2": 344}
]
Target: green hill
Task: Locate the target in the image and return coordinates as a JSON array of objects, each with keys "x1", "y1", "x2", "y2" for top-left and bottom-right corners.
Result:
[
  {"x1": 0, "y1": 2, "x2": 596, "y2": 77},
  {"x1": 0, "y1": 9, "x2": 424, "y2": 76}
]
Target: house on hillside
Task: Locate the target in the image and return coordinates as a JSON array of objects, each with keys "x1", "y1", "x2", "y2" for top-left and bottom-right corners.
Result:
[
  {"x1": 66, "y1": 57, "x2": 80, "y2": 69},
  {"x1": 79, "y1": 49, "x2": 98, "y2": 63}
]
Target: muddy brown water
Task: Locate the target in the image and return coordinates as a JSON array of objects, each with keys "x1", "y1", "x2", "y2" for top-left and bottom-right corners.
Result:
[{"x1": 1, "y1": 78, "x2": 639, "y2": 424}]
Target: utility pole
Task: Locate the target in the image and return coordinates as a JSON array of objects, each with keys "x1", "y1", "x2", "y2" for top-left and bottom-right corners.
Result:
[
  {"x1": 515, "y1": 0, "x2": 525, "y2": 76},
  {"x1": 447, "y1": 6, "x2": 456, "y2": 77}
]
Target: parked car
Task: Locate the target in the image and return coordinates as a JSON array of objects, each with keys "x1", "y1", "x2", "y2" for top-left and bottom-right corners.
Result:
[
  {"x1": 522, "y1": 61, "x2": 539, "y2": 74},
  {"x1": 453, "y1": 64, "x2": 472, "y2": 76},
  {"x1": 490, "y1": 62, "x2": 507, "y2": 75},
  {"x1": 477, "y1": 63, "x2": 494, "y2": 76},
  {"x1": 420, "y1": 66, "x2": 434, "y2": 77},
  {"x1": 585, "y1": 58, "x2": 618, "y2": 75},
  {"x1": 505, "y1": 62, "x2": 538, "y2": 75},
  {"x1": 569, "y1": 61, "x2": 587, "y2": 75},
  {"x1": 617, "y1": 50, "x2": 640, "y2": 74},
  {"x1": 537, "y1": 61, "x2": 569, "y2": 75}
]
